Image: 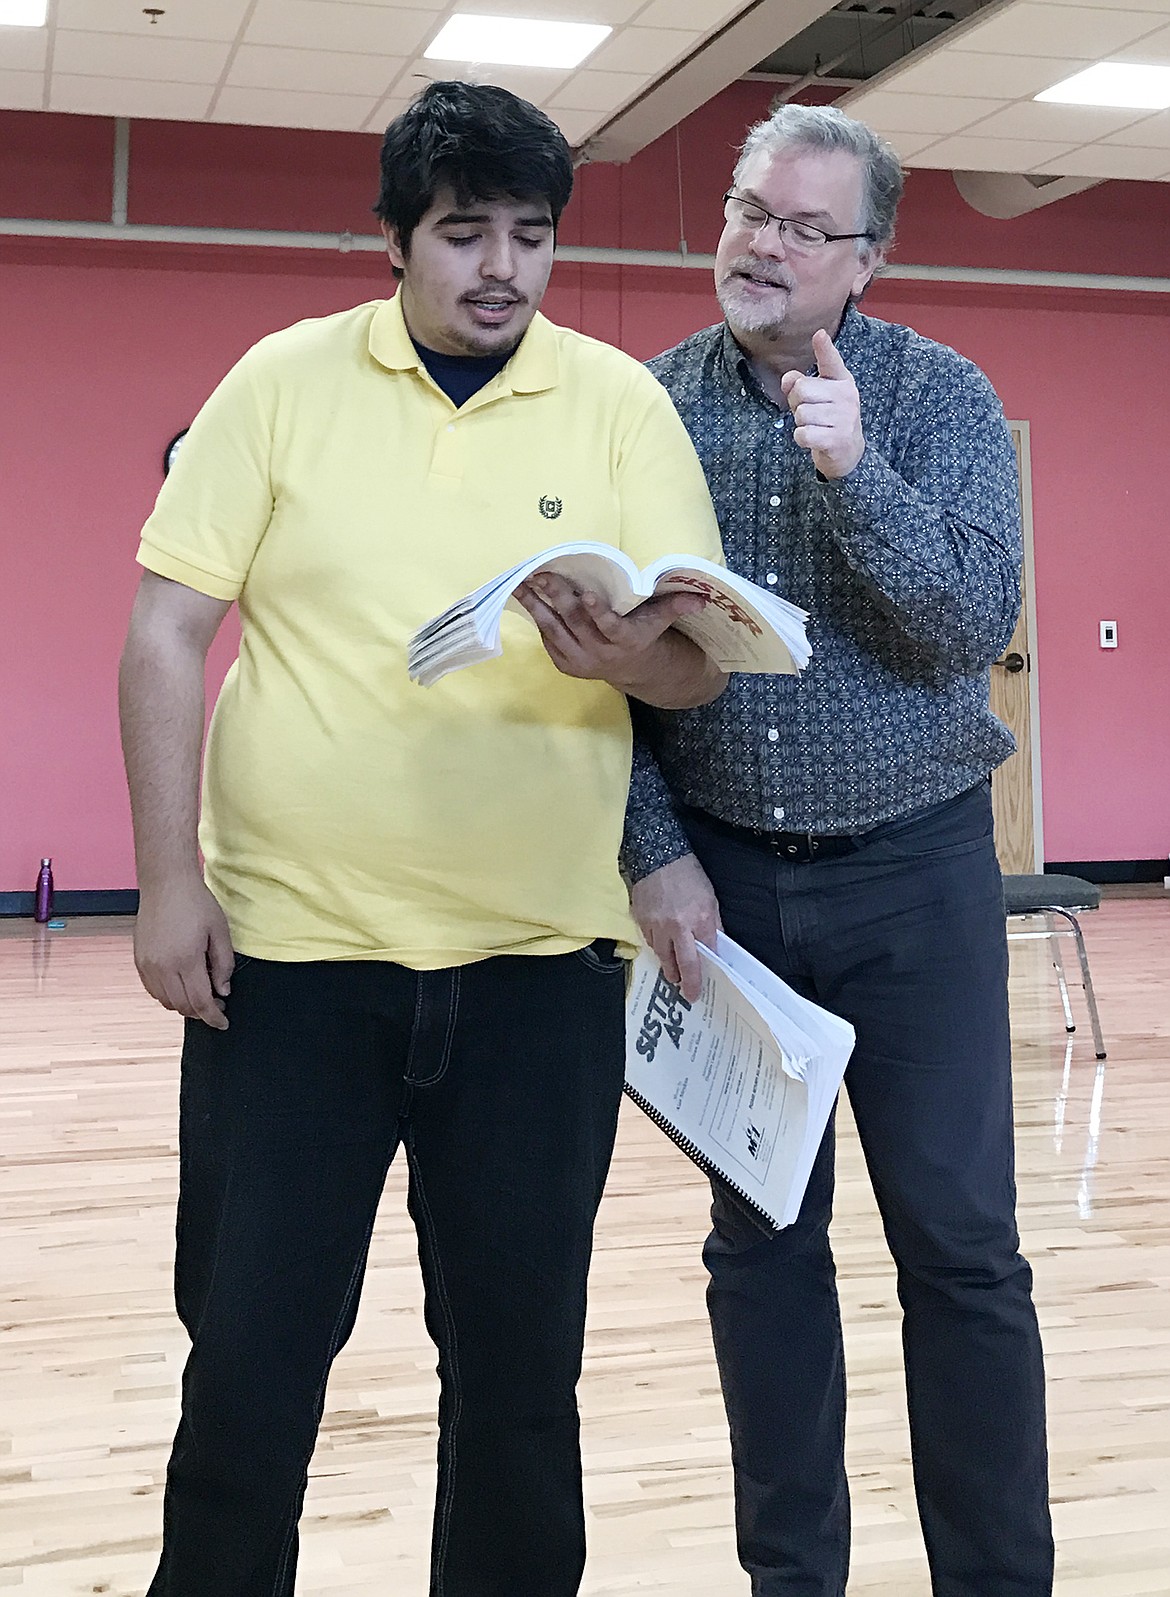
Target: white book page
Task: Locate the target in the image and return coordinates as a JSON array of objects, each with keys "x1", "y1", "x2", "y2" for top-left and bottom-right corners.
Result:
[
  {"x1": 707, "y1": 933, "x2": 855, "y2": 1137},
  {"x1": 711, "y1": 932, "x2": 855, "y2": 1061},
  {"x1": 697, "y1": 943, "x2": 817, "y2": 1085}
]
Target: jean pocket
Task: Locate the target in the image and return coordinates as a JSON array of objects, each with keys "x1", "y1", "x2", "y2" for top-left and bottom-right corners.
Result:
[
  {"x1": 572, "y1": 939, "x2": 627, "y2": 975},
  {"x1": 866, "y1": 782, "x2": 994, "y2": 865}
]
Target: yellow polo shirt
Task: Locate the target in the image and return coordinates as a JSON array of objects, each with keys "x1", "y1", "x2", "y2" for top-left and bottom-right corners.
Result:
[{"x1": 137, "y1": 296, "x2": 723, "y2": 967}]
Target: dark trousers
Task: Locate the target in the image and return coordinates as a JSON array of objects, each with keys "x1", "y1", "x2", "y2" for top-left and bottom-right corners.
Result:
[
  {"x1": 683, "y1": 783, "x2": 1053, "y2": 1597},
  {"x1": 146, "y1": 942, "x2": 627, "y2": 1597}
]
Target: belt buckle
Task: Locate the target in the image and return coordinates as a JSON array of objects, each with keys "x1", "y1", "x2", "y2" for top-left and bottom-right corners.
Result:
[{"x1": 773, "y1": 831, "x2": 817, "y2": 863}]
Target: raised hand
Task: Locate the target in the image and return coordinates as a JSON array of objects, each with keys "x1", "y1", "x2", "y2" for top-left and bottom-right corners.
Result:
[{"x1": 780, "y1": 327, "x2": 865, "y2": 480}]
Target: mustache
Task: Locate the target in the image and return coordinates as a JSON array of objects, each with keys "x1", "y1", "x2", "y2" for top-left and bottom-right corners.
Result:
[
  {"x1": 461, "y1": 285, "x2": 524, "y2": 304},
  {"x1": 722, "y1": 257, "x2": 794, "y2": 291}
]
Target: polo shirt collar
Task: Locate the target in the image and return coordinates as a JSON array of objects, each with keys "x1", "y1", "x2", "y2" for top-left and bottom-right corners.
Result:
[{"x1": 368, "y1": 293, "x2": 560, "y2": 394}]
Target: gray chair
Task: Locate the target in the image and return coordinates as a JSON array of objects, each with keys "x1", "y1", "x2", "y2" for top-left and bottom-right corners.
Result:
[{"x1": 1002, "y1": 874, "x2": 1106, "y2": 1058}]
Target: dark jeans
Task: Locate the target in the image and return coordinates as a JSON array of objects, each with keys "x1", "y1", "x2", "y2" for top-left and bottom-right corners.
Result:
[
  {"x1": 146, "y1": 942, "x2": 627, "y2": 1597},
  {"x1": 683, "y1": 783, "x2": 1053, "y2": 1597}
]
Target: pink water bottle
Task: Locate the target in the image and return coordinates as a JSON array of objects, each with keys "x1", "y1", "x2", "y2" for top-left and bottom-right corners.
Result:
[{"x1": 34, "y1": 858, "x2": 54, "y2": 923}]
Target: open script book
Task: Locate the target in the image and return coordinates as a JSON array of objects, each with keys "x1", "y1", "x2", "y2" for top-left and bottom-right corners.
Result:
[
  {"x1": 408, "y1": 542, "x2": 811, "y2": 686},
  {"x1": 624, "y1": 934, "x2": 855, "y2": 1232}
]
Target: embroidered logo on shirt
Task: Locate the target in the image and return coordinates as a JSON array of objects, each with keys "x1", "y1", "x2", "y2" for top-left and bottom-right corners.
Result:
[{"x1": 539, "y1": 495, "x2": 562, "y2": 519}]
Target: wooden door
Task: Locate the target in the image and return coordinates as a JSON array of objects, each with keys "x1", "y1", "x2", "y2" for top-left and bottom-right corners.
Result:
[{"x1": 990, "y1": 422, "x2": 1038, "y2": 873}]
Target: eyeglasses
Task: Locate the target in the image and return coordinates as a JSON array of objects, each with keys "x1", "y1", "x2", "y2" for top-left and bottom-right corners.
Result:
[{"x1": 722, "y1": 191, "x2": 873, "y2": 253}]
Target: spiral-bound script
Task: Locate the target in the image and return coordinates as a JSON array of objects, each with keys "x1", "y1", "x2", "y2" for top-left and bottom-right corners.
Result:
[{"x1": 623, "y1": 937, "x2": 855, "y2": 1231}]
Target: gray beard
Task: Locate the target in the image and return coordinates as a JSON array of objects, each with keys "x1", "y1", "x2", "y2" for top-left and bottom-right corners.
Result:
[{"x1": 716, "y1": 276, "x2": 790, "y2": 342}]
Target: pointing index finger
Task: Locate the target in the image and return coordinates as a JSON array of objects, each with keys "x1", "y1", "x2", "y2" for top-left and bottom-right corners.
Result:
[{"x1": 812, "y1": 328, "x2": 849, "y2": 379}]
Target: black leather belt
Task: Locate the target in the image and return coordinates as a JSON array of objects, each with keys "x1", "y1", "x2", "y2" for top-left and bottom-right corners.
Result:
[{"x1": 681, "y1": 805, "x2": 861, "y2": 863}]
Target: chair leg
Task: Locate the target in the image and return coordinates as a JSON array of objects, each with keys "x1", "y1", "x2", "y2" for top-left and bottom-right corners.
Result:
[
  {"x1": 1049, "y1": 918, "x2": 1076, "y2": 1033},
  {"x1": 1049, "y1": 909, "x2": 1107, "y2": 1060}
]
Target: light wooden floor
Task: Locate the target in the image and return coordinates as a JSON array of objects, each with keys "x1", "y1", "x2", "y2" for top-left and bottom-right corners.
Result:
[{"x1": 2, "y1": 899, "x2": 1168, "y2": 1595}]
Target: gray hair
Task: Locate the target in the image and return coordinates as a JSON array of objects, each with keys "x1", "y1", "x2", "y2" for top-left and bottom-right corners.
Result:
[{"x1": 733, "y1": 103, "x2": 904, "y2": 252}]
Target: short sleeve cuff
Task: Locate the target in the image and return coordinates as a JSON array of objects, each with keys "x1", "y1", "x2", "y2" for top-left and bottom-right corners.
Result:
[{"x1": 137, "y1": 540, "x2": 243, "y2": 603}]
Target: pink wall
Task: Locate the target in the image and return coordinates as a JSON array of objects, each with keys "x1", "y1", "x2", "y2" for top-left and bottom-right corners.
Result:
[{"x1": 2, "y1": 92, "x2": 1168, "y2": 892}]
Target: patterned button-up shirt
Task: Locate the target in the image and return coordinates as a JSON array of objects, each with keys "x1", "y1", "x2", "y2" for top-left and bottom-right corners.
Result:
[{"x1": 622, "y1": 303, "x2": 1022, "y2": 882}]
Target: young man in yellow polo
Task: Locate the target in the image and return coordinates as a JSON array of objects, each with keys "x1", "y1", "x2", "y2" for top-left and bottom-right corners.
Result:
[{"x1": 118, "y1": 81, "x2": 725, "y2": 1597}]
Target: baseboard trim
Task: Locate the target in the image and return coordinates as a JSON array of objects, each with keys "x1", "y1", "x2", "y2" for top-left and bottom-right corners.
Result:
[
  {"x1": 2, "y1": 864, "x2": 1162, "y2": 912},
  {"x1": 1045, "y1": 858, "x2": 1165, "y2": 885},
  {"x1": 0, "y1": 889, "x2": 140, "y2": 918}
]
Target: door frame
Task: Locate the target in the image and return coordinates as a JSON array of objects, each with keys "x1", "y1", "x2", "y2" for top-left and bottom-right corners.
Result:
[{"x1": 1008, "y1": 418, "x2": 1044, "y2": 870}]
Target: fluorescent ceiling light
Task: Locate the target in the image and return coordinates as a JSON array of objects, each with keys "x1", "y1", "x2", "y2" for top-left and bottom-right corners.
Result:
[
  {"x1": 425, "y1": 13, "x2": 611, "y2": 70},
  {"x1": 1036, "y1": 62, "x2": 1170, "y2": 111},
  {"x1": 0, "y1": 0, "x2": 48, "y2": 24}
]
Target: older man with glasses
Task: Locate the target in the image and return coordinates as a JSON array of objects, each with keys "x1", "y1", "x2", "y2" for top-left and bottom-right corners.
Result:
[{"x1": 624, "y1": 103, "x2": 1053, "y2": 1597}]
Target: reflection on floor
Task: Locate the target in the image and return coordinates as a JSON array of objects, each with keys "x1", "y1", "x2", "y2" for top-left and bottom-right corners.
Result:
[{"x1": 1, "y1": 899, "x2": 1168, "y2": 1594}]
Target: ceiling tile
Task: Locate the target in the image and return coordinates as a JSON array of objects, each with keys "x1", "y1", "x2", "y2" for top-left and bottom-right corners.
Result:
[
  {"x1": 246, "y1": 0, "x2": 436, "y2": 57},
  {"x1": 54, "y1": 0, "x2": 252, "y2": 42},
  {"x1": 1029, "y1": 0, "x2": 1170, "y2": 12},
  {"x1": 634, "y1": 0, "x2": 749, "y2": 26},
  {"x1": 1103, "y1": 106, "x2": 1170, "y2": 143},
  {"x1": 877, "y1": 51, "x2": 1089, "y2": 100},
  {"x1": 227, "y1": 43, "x2": 405, "y2": 96},
  {"x1": 547, "y1": 69, "x2": 644, "y2": 111},
  {"x1": 48, "y1": 74, "x2": 215, "y2": 119},
  {"x1": 454, "y1": 0, "x2": 646, "y2": 21},
  {"x1": 361, "y1": 94, "x2": 414, "y2": 132},
  {"x1": 404, "y1": 59, "x2": 572, "y2": 103},
  {"x1": 550, "y1": 106, "x2": 606, "y2": 145},
  {"x1": 0, "y1": 67, "x2": 43, "y2": 111},
  {"x1": 1115, "y1": 19, "x2": 1170, "y2": 56},
  {"x1": 52, "y1": 31, "x2": 233, "y2": 84},
  {"x1": 213, "y1": 84, "x2": 378, "y2": 130},
  {"x1": 1032, "y1": 142, "x2": 1170, "y2": 176},
  {"x1": 884, "y1": 130, "x2": 943, "y2": 160},
  {"x1": 968, "y1": 100, "x2": 1150, "y2": 140},
  {"x1": 842, "y1": 90, "x2": 1006, "y2": 134},
  {"x1": 948, "y1": 3, "x2": 1167, "y2": 60},
  {"x1": 906, "y1": 133, "x2": 1079, "y2": 171},
  {"x1": 585, "y1": 25, "x2": 699, "y2": 73},
  {"x1": 0, "y1": 26, "x2": 48, "y2": 70}
]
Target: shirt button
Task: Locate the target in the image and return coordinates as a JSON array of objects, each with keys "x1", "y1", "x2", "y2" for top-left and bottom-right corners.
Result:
[
  {"x1": 446, "y1": 424, "x2": 455, "y2": 433},
  {"x1": 768, "y1": 728, "x2": 779, "y2": 742},
  {"x1": 774, "y1": 417, "x2": 784, "y2": 428},
  {"x1": 773, "y1": 806, "x2": 785, "y2": 822},
  {"x1": 766, "y1": 573, "x2": 778, "y2": 585},
  {"x1": 769, "y1": 494, "x2": 781, "y2": 507}
]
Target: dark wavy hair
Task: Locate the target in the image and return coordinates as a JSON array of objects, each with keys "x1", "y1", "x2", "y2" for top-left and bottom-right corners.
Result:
[{"x1": 374, "y1": 81, "x2": 574, "y2": 268}]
